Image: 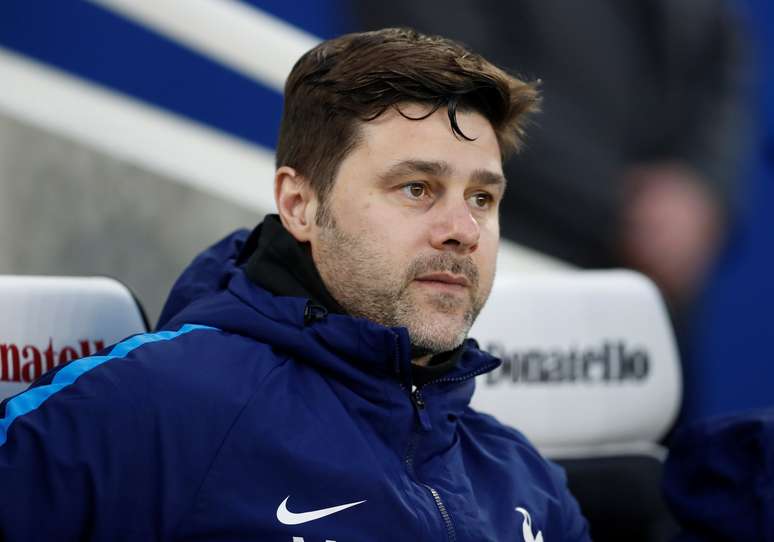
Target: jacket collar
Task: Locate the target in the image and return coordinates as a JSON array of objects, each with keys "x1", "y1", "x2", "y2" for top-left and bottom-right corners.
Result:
[
  {"x1": 240, "y1": 214, "x2": 345, "y2": 315},
  {"x1": 238, "y1": 215, "x2": 484, "y2": 382},
  {"x1": 160, "y1": 217, "x2": 501, "y2": 394}
]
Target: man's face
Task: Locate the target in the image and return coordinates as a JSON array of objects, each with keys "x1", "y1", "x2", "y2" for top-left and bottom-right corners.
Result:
[{"x1": 309, "y1": 104, "x2": 504, "y2": 354}]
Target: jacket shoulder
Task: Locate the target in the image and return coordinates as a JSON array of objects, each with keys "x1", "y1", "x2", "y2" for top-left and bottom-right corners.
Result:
[{"x1": 0, "y1": 324, "x2": 289, "y2": 540}]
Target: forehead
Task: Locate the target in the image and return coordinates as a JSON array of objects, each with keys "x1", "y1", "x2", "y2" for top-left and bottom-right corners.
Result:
[{"x1": 351, "y1": 104, "x2": 504, "y2": 178}]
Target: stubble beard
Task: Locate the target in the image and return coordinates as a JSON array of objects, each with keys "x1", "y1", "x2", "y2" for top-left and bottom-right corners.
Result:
[{"x1": 314, "y1": 214, "x2": 489, "y2": 354}]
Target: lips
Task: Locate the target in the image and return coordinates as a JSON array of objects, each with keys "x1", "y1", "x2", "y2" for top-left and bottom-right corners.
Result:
[{"x1": 414, "y1": 272, "x2": 471, "y2": 288}]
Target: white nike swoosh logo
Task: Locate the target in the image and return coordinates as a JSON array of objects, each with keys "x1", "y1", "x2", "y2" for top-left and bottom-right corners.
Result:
[{"x1": 276, "y1": 496, "x2": 367, "y2": 525}]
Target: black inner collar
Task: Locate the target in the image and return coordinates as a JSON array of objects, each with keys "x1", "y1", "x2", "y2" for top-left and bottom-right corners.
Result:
[{"x1": 240, "y1": 215, "x2": 345, "y2": 313}]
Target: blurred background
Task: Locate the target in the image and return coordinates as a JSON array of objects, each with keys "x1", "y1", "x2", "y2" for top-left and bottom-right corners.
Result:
[{"x1": 0, "y1": 0, "x2": 771, "y2": 429}]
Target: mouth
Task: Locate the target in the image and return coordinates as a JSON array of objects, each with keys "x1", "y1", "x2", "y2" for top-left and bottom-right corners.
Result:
[{"x1": 414, "y1": 272, "x2": 471, "y2": 291}]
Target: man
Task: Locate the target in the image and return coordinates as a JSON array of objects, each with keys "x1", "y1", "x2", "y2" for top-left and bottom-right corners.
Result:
[{"x1": 0, "y1": 28, "x2": 589, "y2": 541}]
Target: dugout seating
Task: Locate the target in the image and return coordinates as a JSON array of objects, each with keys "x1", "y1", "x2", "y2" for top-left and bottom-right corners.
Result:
[
  {"x1": 470, "y1": 269, "x2": 682, "y2": 542},
  {"x1": 0, "y1": 275, "x2": 148, "y2": 402}
]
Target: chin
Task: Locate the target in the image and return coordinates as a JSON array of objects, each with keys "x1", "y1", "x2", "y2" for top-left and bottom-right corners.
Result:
[
  {"x1": 406, "y1": 313, "x2": 470, "y2": 353},
  {"x1": 409, "y1": 333, "x2": 467, "y2": 355}
]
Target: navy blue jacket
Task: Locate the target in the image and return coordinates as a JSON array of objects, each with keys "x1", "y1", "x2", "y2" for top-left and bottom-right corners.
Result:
[{"x1": 0, "y1": 230, "x2": 589, "y2": 541}]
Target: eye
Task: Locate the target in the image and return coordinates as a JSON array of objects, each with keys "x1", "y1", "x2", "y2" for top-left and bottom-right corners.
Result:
[
  {"x1": 402, "y1": 182, "x2": 429, "y2": 200},
  {"x1": 469, "y1": 192, "x2": 494, "y2": 210}
]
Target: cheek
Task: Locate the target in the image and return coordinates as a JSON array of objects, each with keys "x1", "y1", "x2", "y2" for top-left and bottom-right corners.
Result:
[
  {"x1": 360, "y1": 204, "x2": 422, "y2": 247},
  {"x1": 476, "y1": 233, "x2": 499, "y2": 281},
  {"x1": 344, "y1": 213, "x2": 414, "y2": 270}
]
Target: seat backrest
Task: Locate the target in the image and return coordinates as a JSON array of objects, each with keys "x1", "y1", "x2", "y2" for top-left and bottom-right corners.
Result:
[
  {"x1": 470, "y1": 269, "x2": 681, "y2": 456},
  {"x1": 0, "y1": 275, "x2": 148, "y2": 402},
  {"x1": 470, "y1": 270, "x2": 682, "y2": 541}
]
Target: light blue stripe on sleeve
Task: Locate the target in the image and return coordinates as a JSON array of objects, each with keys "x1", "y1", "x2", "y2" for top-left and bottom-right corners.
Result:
[{"x1": 0, "y1": 323, "x2": 218, "y2": 447}]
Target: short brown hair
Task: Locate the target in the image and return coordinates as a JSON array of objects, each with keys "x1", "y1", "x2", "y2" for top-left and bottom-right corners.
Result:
[{"x1": 275, "y1": 27, "x2": 540, "y2": 205}]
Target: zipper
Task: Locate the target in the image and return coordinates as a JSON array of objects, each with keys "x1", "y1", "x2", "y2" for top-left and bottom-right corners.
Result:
[
  {"x1": 404, "y1": 397, "x2": 457, "y2": 542},
  {"x1": 303, "y1": 301, "x2": 328, "y2": 324},
  {"x1": 398, "y1": 333, "x2": 499, "y2": 542},
  {"x1": 408, "y1": 357, "x2": 500, "y2": 432},
  {"x1": 422, "y1": 359, "x2": 502, "y2": 390},
  {"x1": 394, "y1": 333, "x2": 456, "y2": 542},
  {"x1": 410, "y1": 386, "x2": 432, "y2": 431},
  {"x1": 426, "y1": 486, "x2": 456, "y2": 542}
]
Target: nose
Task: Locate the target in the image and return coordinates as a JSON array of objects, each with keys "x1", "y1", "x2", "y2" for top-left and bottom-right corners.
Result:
[{"x1": 429, "y1": 196, "x2": 480, "y2": 253}]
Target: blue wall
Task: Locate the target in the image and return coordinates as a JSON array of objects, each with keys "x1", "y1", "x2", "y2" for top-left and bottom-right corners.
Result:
[{"x1": 683, "y1": 0, "x2": 774, "y2": 422}]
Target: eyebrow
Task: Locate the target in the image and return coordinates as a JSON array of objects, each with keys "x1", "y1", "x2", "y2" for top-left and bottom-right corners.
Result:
[
  {"x1": 471, "y1": 168, "x2": 508, "y2": 189},
  {"x1": 379, "y1": 159, "x2": 507, "y2": 189},
  {"x1": 379, "y1": 160, "x2": 452, "y2": 182}
]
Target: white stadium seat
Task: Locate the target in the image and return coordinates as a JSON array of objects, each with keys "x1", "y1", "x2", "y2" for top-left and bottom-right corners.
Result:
[
  {"x1": 470, "y1": 269, "x2": 682, "y2": 541},
  {"x1": 0, "y1": 275, "x2": 148, "y2": 402}
]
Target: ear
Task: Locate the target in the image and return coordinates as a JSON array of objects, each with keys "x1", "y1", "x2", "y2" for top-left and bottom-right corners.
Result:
[{"x1": 275, "y1": 166, "x2": 318, "y2": 242}]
